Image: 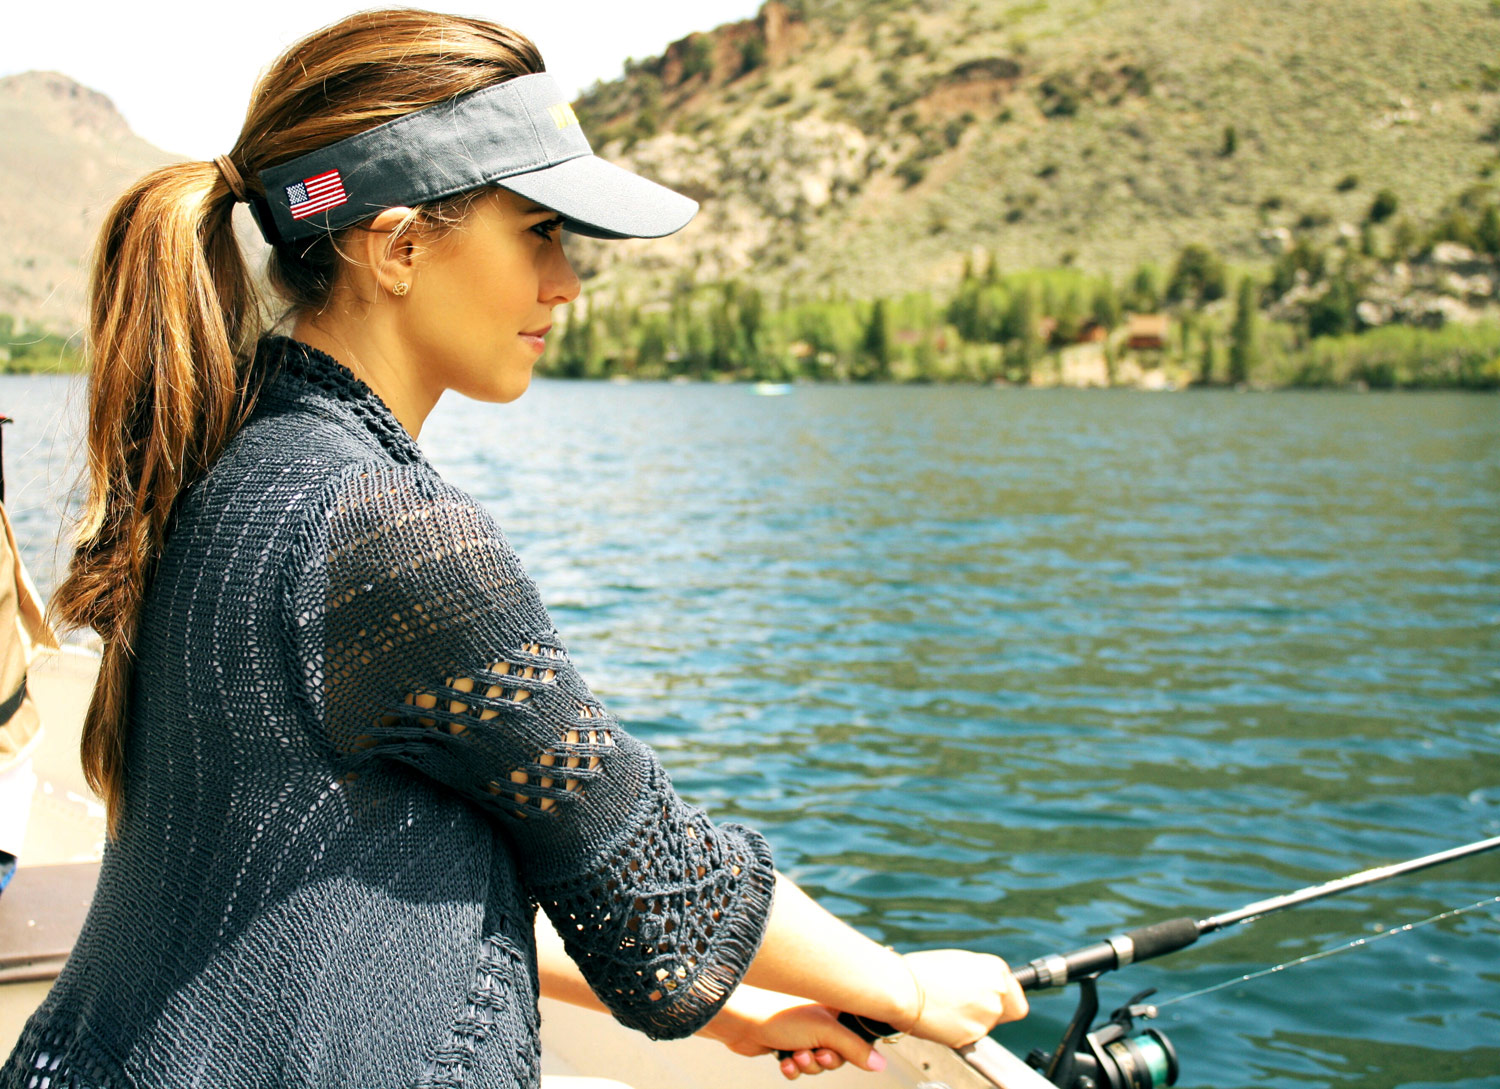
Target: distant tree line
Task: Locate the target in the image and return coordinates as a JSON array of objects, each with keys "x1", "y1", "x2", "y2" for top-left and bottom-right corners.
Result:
[
  {"x1": 0, "y1": 315, "x2": 81, "y2": 373},
  {"x1": 543, "y1": 185, "x2": 1500, "y2": 391}
]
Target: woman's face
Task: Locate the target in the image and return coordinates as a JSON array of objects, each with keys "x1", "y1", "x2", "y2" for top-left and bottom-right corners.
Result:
[{"x1": 403, "y1": 187, "x2": 581, "y2": 404}]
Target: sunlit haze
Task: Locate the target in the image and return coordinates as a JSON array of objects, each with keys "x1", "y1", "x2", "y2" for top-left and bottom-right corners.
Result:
[{"x1": 1, "y1": 0, "x2": 765, "y2": 158}]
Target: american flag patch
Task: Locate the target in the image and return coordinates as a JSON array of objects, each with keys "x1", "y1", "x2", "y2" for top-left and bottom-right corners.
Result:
[{"x1": 286, "y1": 169, "x2": 347, "y2": 220}]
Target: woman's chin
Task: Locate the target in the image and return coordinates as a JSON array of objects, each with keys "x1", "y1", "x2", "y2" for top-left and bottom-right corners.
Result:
[{"x1": 490, "y1": 370, "x2": 534, "y2": 405}]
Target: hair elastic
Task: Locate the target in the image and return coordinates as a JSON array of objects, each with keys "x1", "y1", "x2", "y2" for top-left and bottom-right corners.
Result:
[{"x1": 214, "y1": 156, "x2": 251, "y2": 204}]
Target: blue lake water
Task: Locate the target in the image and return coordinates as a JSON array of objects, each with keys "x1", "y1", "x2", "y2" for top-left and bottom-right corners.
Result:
[{"x1": 3, "y1": 374, "x2": 1498, "y2": 1088}]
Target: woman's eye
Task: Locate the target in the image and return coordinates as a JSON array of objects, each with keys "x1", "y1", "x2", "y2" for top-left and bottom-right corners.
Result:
[{"x1": 531, "y1": 217, "x2": 565, "y2": 240}]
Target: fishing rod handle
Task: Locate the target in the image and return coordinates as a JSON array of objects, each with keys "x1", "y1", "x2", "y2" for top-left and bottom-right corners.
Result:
[
  {"x1": 777, "y1": 923, "x2": 1203, "y2": 1062},
  {"x1": 1013, "y1": 916, "x2": 1201, "y2": 991},
  {"x1": 774, "y1": 947, "x2": 1045, "y2": 1060},
  {"x1": 774, "y1": 1012, "x2": 894, "y2": 1063}
]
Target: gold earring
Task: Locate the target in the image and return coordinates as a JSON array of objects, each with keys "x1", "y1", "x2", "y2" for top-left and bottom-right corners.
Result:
[{"x1": 392, "y1": 282, "x2": 410, "y2": 296}]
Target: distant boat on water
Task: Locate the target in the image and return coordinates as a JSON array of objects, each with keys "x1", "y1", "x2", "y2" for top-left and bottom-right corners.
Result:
[{"x1": 751, "y1": 382, "x2": 793, "y2": 396}]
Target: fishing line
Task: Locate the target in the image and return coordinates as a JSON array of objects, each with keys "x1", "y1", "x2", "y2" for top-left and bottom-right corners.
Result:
[
  {"x1": 1156, "y1": 894, "x2": 1500, "y2": 1008},
  {"x1": 985, "y1": 840, "x2": 1500, "y2": 1088},
  {"x1": 809, "y1": 838, "x2": 1498, "y2": 1086},
  {"x1": 1012, "y1": 834, "x2": 1500, "y2": 993}
]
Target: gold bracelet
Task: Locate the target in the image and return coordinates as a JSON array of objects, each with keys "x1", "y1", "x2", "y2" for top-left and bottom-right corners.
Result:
[
  {"x1": 901, "y1": 953, "x2": 927, "y2": 1037},
  {"x1": 863, "y1": 948, "x2": 926, "y2": 1043}
]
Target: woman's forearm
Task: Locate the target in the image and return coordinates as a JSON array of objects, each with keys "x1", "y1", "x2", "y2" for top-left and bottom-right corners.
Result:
[
  {"x1": 539, "y1": 868, "x2": 1024, "y2": 1051},
  {"x1": 743, "y1": 872, "x2": 917, "y2": 1028},
  {"x1": 533, "y1": 872, "x2": 912, "y2": 1025},
  {"x1": 535, "y1": 911, "x2": 883, "y2": 1076}
]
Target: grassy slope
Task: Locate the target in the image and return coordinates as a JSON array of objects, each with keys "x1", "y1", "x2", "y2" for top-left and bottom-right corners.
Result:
[
  {"x1": 0, "y1": 72, "x2": 178, "y2": 338},
  {"x1": 573, "y1": 0, "x2": 1500, "y2": 301}
]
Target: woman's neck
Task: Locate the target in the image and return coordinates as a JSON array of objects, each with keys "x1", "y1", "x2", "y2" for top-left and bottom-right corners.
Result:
[{"x1": 290, "y1": 309, "x2": 438, "y2": 439}]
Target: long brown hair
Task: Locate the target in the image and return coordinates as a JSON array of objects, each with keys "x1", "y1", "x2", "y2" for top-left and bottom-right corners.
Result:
[{"x1": 53, "y1": 10, "x2": 545, "y2": 834}]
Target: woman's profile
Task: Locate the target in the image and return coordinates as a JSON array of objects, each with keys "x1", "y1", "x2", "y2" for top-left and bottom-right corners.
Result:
[{"x1": 8, "y1": 11, "x2": 1026, "y2": 1086}]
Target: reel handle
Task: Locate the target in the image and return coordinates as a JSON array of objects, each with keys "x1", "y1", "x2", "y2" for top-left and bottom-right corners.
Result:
[{"x1": 1014, "y1": 917, "x2": 1200, "y2": 991}]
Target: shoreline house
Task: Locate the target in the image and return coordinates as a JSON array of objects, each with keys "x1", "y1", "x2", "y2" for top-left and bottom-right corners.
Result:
[{"x1": 1126, "y1": 313, "x2": 1169, "y2": 351}]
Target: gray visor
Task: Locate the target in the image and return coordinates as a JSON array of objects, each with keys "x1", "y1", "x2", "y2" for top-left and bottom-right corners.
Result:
[{"x1": 250, "y1": 72, "x2": 696, "y2": 245}]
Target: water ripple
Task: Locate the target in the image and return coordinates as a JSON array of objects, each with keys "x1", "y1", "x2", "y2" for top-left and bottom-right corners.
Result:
[{"x1": 6, "y1": 376, "x2": 1498, "y2": 1089}]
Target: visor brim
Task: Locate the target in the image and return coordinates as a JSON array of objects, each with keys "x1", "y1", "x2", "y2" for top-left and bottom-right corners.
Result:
[{"x1": 498, "y1": 155, "x2": 698, "y2": 240}]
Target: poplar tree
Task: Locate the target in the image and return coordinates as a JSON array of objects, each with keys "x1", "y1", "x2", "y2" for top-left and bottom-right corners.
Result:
[
  {"x1": 1229, "y1": 277, "x2": 1257, "y2": 385},
  {"x1": 1091, "y1": 279, "x2": 1121, "y2": 330},
  {"x1": 1008, "y1": 287, "x2": 1042, "y2": 380},
  {"x1": 860, "y1": 298, "x2": 892, "y2": 379}
]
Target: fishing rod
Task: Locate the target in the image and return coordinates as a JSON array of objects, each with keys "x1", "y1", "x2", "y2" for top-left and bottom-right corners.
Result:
[
  {"x1": 813, "y1": 835, "x2": 1500, "y2": 1089},
  {"x1": 1011, "y1": 833, "x2": 1500, "y2": 993},
  {"x1": 1010, "y1": 833, "x2": 1500, "y2": 1089},
  {"x1": 0, "y1": 415, "x2": 11, "y2": 503}
]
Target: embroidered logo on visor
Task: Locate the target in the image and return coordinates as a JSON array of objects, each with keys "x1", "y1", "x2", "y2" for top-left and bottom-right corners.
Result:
[
  {"x1": 548, "y1": 103, "x2": 579, "y2": 130},
  {"x1": 286, "y1": 169, "x2": 348, "y2": 220}
]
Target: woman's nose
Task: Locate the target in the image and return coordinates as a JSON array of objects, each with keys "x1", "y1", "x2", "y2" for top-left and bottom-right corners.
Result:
[{"x1": 544, "y1": 242, "x2": 581, "y2": 306}]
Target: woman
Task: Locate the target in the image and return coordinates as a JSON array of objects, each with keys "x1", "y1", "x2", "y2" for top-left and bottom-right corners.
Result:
[{"x1": 10, "y1": 11, "x2": 1026, "y2": 1087}]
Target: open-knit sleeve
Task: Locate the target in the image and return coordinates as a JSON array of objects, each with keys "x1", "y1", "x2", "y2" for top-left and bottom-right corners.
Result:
[{"x1": 282, "y1": 461, "x2": 775, "y2": 1039}]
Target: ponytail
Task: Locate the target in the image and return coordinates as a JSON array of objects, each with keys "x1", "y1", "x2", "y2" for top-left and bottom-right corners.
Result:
[
  {"x1": 51, "y1": 8, "x2": 546, "y2": 836},
  {"x1": 54, "y1": 160, "x2": 263, "y2": 834}
]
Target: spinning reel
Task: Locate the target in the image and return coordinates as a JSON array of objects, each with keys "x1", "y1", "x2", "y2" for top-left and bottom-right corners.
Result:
[
  {"x1": 800, "y1": 837, "x2": 1497, "y2": 1088},
  {"x1": 1025, "y1": 977, "x2": 1178, "y2": 1089}
]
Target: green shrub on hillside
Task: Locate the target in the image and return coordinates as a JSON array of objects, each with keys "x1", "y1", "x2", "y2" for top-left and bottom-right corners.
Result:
[
  {"x1": 1306, "y1": 275, "x2": 1358, "y2": 339},
  {"x1": 895, "y1": 159, "x2": 927, "y2": 187},
  {"x1": 1126, "y1": 264, "x2": 1162, "y2": 312},
  {"x1": 1480, "y1": 206, "x2": 1500, "y2": 255},
  {"x1": 944, "y1": 113, "x2": 975, "y2": 148},
  {"x1": 1166, "y1": 244, "x2": 1228, "y2": 305},
  {"x1": 739, "y1": 37, "x2": 767, "y2": 76},
  {"x1": 680, "y1": 34, "x2": 714, "y2": 81},
  {"x1": 1268, "y1": 238, "x2": 1327, "y2": 299},
  {"x1": 1038, "y1": 73, "x2": 1081, "y2": 117},
  {"x1": 1367, "y1": 189, "x2": 1399, "y2": 224},
  {"x1": 1424, "y1": 184, "x2": 1500, "y2": 254}
]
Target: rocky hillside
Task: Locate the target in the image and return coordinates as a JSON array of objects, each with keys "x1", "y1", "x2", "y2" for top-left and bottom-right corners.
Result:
[
  {"x1": 0, "y1": 72, "x2": 178, "y2": 336},
  {"x1": 568, "y1": 0, "x2": 1500, "y2": 302},
  {"x1": 4, "y1": 0, "x2": 1498, "y2": 341}
]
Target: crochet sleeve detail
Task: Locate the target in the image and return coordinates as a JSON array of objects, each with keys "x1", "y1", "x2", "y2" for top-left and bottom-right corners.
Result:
[{"x1": 284, "y1": 462, "x2": 775, "y2": 1038}]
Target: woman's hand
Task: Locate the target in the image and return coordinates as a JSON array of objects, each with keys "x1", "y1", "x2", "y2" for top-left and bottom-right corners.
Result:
[
  {"x1": 703, "y1": 985, "x2": 887, "y2": 1080},
  {"x1": 741, "y1": 874, "x2": 1027, "y2": 1056},
  {"x1": 899, "y1": 949, "x2": 1029, "y2": 1049}
]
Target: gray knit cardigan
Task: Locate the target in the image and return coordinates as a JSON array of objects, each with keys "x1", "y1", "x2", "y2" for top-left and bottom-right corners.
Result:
[{"x1": 5, "y1": 337, "x2": 775, "y2": 1088}]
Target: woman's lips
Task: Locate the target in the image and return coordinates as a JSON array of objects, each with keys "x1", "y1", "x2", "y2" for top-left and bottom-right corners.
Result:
[{"x1": 520, "y1": 324, "x2": 551, "y2": 351}]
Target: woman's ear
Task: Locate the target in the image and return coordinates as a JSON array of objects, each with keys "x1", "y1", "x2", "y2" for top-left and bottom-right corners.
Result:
[{"x1": 361, "y1": 207, "x2": 423, "y2": 298}]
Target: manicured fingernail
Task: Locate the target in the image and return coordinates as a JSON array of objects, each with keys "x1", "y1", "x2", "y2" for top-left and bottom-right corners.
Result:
[{"x1": 869, "y1": 1051, "x2": 887, "y2": 1072}]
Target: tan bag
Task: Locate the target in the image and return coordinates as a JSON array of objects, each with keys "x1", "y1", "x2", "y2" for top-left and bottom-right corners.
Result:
[{"x1": 0, "y1": 501, "x2": 58, "y2": 776}]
